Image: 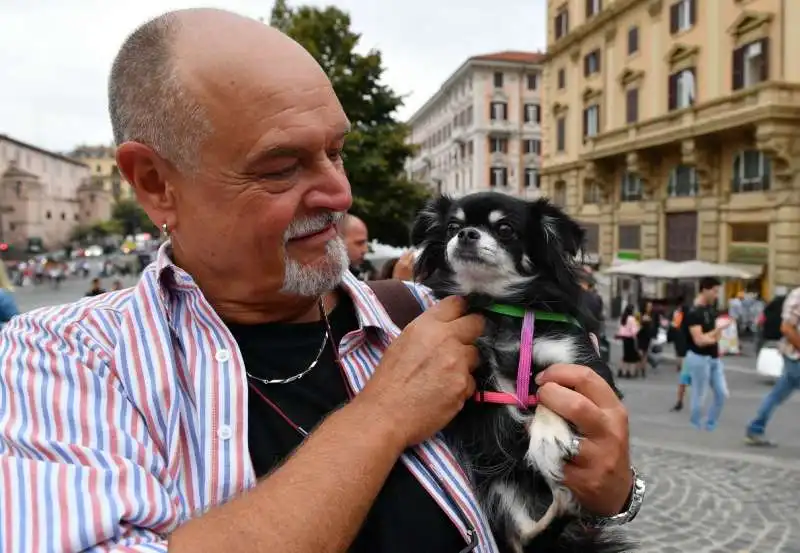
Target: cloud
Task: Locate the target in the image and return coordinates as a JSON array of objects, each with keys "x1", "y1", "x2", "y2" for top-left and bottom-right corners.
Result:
[{"x1": 0, "y1": 0, "x2": 545, "y2": 152}]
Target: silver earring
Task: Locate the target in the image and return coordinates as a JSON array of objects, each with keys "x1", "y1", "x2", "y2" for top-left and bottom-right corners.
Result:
[{"x1": 161, "y1": 222, "x2": 169, "y2": 236}]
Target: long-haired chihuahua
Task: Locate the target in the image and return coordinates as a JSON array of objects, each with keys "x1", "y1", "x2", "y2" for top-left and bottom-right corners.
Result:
[{"x1": 411, "y1": 192, "x2": 629, "y2": 553}]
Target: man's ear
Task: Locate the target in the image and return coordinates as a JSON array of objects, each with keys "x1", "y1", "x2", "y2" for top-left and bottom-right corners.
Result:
[{"x1": 116, "y1": 141, "x2": 179, "y2": 229}]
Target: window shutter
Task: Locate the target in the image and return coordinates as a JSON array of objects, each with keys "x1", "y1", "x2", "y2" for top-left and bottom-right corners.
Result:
[
  {"x1": 668, "y1": 73, "x2": 677, "y2": 110},
  {"x1": 626, "y1": 88, "x2": 638, "y2": 123},
  {"x1": 502, "y1": 103, "x2": 508, "y2": 120},
  {"x1": 689, "y1": 0, "x2": 697, "y2": 25},
  {"x1": 732, "y1": 46, "x2": 744, "y2": 90},
  {"x1": 596, "y1": 51, "x2": 601, "y2": 72},
  {"x1": 584, "y1": 55, "x2": 590, "y2": 77},
  {"x1": 689, "y1": 67, "x2": 697, "y2": 105},
  {"x1": 583, "y1": 108, "x2": 588, "y2": 137},
  {"x1": 502, "y1": 168, "x2": 508, "y2": 186},
  {"x1": 489, "y1": 103, "x2": 494, "y2": 120},
  {"x1": 535, "y1": 104, "x2": 541, "y2": 123},
  {"x1": 523, "y1": 105, "x2": 529, "y2": 123},
  {"x1": 585, "y1": 0, "x2": 592, "y2": 17},
  {"x1": 669, "y1": 2, "x2": 678, "y2": 33},
  {"x1": 761, "y1": 38, "x2": 770, "y2": 82}
]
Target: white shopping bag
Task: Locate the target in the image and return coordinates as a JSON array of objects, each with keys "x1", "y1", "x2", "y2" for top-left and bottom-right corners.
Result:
[{"x1": 756, "y1": 347, "x2": 784, "y2": 379}]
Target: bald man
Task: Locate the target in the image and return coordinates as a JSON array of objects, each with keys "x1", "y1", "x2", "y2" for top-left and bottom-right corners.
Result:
[
  {"x1": 343, "y1": 214, "x2": 372, "y2": 279},
  {"x1": 0, "y1": 9, "x2": 642, "y2": 553}
]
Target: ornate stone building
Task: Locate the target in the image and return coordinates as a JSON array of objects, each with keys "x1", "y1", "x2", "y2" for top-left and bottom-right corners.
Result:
[
  {"x1": 0, "y1": 134, "x2": 111, "y2": 250},
  {"x1": 69, "y1": 144, "x2": 134, "y2": 202},
  {"x1": 540, "y1": 0, "x2": 800, "y2": 298}
]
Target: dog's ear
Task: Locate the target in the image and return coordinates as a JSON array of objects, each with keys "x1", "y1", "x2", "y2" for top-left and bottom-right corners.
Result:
[
  {"x1": 534, "y1": 200, "x2": 585, "y2": 257},
  {"x1": 410, "y1": 195, "x2": 453, "y2": 282},
  {"x1": 410, "y1": 195, "x2": 453, "y2": 246}
]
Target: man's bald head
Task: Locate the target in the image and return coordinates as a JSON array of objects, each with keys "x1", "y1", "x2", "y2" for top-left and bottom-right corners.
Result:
[
  {"x1": 108, "y1": 8, "x2": 327, "y2": 170},
  {"x1": 343, "y1": 215, "x2": 369, "y2": 266}
]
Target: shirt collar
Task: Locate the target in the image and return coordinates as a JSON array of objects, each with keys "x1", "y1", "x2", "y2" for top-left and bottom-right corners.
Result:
[{"x1": 153, "y1": 240, "x2": 400, "y2": 337}]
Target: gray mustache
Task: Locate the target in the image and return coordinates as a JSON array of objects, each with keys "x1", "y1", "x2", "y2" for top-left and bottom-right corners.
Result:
[{"x1": 284, "y1": 212, "x2": 345, "y2": 241}]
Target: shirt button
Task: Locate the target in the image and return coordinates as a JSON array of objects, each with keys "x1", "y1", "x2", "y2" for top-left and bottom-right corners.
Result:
[
  {"x1": 218, "y1": 425, "x2": 233, "y2": 440},
  {"x1": 215, "y1": 349, "x2": 231, "y2": 363}
]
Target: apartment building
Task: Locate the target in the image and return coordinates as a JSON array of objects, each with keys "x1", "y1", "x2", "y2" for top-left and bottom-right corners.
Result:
[
  {"x1": 70, "y1": 144, "x2": 134, "y2": 202},
  {"x1": 541, "y1": 0, "x2": 800, "y2": 298},
  {"x1": 406, "y1": 51, "x2": 545, "y2": 199},
  {"x1": 0, "y1": 134, "x2": 111, "y2": 250}
]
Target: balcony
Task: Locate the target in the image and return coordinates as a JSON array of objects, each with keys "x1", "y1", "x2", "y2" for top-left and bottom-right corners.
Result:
[
  {"x1": 488, "y1": 118, "x2": 514, "y2": 135},
  {"x1": 581, "y1": 82, "x2": 800, "y2": 180}
]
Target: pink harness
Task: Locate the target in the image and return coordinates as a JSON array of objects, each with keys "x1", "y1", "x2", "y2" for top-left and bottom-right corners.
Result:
[{"x1": 472, "y1": 306, "x2": 581, "y2": 409}]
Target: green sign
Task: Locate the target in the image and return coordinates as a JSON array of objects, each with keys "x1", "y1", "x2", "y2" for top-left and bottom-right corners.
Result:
[{"x1": 617, "y1": 251, "x2": 641, "y2": 261}]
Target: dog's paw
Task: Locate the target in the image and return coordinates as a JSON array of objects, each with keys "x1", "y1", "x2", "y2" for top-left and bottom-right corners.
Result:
[{"x1": 525, "y1": 405, "x2": 574, "y2": 483}]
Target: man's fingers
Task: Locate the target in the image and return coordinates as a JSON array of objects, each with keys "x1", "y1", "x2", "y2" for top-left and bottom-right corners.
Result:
[
  {"x1": 426, "y1": 295, "x2": 468, "y2": 322},
  {"x1": 536, "y1": 364, "x2": 621, "y2": 410},
  {"x1": 536, "y1": 381, "x2": 608, "y2": 437},
  {"x1": 447, "y1": 313, "x2": 485, "y2": 343}
]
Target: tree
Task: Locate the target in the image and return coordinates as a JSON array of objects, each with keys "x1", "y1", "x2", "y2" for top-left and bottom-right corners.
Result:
[
  {"x1": 111, "y1": 199, "x2": 158, "y2": 236},
  {"x1": 269, "y1": 2, "x2": 431, "y2": 246}
]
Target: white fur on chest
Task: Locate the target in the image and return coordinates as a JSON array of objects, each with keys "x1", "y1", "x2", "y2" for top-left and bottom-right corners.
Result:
[{"x1": 487, "y1": 333, "x2": 582, "y2": 549}]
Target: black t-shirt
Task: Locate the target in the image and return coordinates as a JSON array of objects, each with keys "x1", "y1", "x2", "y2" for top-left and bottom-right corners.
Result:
[
  {"x1": 225, "y1": 292, "x2": 465, "y2": 553},
  {"x1": 684, "y1": 304, "x2": 719, "y2": 358}
]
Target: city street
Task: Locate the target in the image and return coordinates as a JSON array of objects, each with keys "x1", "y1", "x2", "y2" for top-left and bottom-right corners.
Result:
[{"x1": 9, "y1": 284, "x2": 800, "y2": 552}]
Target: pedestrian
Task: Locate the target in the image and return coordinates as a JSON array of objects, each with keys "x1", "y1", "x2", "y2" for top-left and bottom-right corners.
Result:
[
  {"x1": 616, "y1": 304, "x2": 640, "y2": 378},
  {"x1": 683, "y1": 277, "x2": 731, "y2": 431},
  {"x1": 745, "y1": 286, "x2": 800, "y2": 446},
  {"x1": 0, "y1": 262, "x2": 19, "y2": 329},
  {"x1": 343, "y1": 214, "x2": 374, "y2": 280},
  {"x1": 670, "y1": 296, "x2": 692, "y2": 411},
  {"x1": 0, "y1": 9, "x2": 641, "y2": 552},
  {"x1": 636, "y1": 300, "x2": 655, "y2": 378},
  {"x1": 85, "y1": 277, "x2": 106, "y2": 297}
]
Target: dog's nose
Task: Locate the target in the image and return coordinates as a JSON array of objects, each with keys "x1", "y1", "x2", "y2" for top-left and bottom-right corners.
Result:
[{"x1": 457, "y1": 228, "x2": 481, "y2": 243}]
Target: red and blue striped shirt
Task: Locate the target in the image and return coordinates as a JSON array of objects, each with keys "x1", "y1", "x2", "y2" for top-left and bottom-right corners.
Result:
[{"x1": 0, "y1": 244, "x2": 499, "y2": 552}]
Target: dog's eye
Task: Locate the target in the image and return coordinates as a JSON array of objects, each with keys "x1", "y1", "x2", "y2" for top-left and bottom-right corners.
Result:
[
  {"x1": 447, "y1": 222, "x2": 462, "y2": 234},
  {"x1": 496, "y1": 222, "x2": 515, "y2": 239}
]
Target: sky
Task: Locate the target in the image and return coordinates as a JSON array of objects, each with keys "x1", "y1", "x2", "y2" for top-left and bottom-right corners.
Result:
[{"x1": 0, "y1": 0, "x2": 547, "y2": 154}]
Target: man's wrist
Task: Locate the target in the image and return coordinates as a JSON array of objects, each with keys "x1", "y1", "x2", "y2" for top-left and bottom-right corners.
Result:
[{"x1": 589, "y1": 467, "x2": 645, "y2": 528}]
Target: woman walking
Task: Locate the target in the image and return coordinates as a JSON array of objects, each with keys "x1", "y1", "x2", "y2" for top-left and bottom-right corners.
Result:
[
  {"x1": 637, "y1": 301, "x2": 655, "y2": 378},
  {"x1": 617, "y1": 304, "x2": 641, "y2": 378}
]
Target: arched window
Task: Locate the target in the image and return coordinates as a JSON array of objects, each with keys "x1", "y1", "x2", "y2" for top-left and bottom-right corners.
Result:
[
  {"x1": 668, "y1": 165, "x2": 697, "y2": 197},
  {"x1": 620, "y1": 172, "x2": 642, "y2": 202},
  {"x1": 732, "y1": 150, "x2": 770, "y2": 193}
]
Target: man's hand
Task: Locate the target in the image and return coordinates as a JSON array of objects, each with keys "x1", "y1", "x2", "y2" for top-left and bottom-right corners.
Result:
[
  {"x1": 392, "y1": 251, "x2": 416, "y2": 281},
  {"x1": 355, "y1": 295, "x2": 483, "y2": 448},
  {"x1": 535, "y1": 364, "x2": 633, "y2": 516}
]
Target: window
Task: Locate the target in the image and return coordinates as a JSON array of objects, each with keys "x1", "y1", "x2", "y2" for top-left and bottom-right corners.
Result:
[
  {"x1": 620, "y1": 172, "x2": 642, "y2": 202},
  {"x1": 585, "y1": 0, "x2": 601, "y2": 18},
  {"x1": 584, "y1": 181, "x2": 601, "y2": 204},
  {"x1": 490, "y1": 102, "x2": 508, "y2": 121},
  {"x1": 555, "y1": 7, "x2": 569, "y2": 40},
  {"x1": 490, "y1": 167, "x2": 508, "y2": 187},
  {"x1": 732, "y1": 39, "x2": 769, "y2": 90},
  {"x1": 493, "y1": 71, "x2": 504, "y2": 88},
  {"x1": 489, "y1": 137, "x2": 508, "y2": 154},
  {"x1": 524, "y1": 168, "x2": 540, "y2": 189},
  {"x1": 524, "y1": 139, "x2": 541, "y2": 155},
  {"x1": 523, "y1": 103, "x2": 541, "y2": 124},
  {"x1": 668, "y1": 165, "x2": 697, "y2": 197},
  {"x1": 626, "y1": 88, "x2": 639, "y2": 124},
  {"x1": 556, "y1": 117, "x2": 566, "y2": 152},
  {"x1": 583, "y1": 104, "x2": 600, "y2": 138},
  {"x1": 584, "y1": 50, "x2": 601, "y2": 77},
  {"x1": 732, "y1": 150, "x2": 771, "y2": 193},
  {"x1": 526, "y1": 74, "x2": 539, "y2": 90},
  {"x1": 669, "y1": 0, "x2": 695, "y2": 34},
  {"x1": 558, "y1": 68, "x2": 566, "y2": 89},
  {"x1": 668, "y1": 68, "x2": 696, "y2": 110},
  {"x1": 628, "y1": 26, "x2": 639, "y2": 55},
  {"x1": 46, "y1": 210, "x2": 52, "y2": 219},
  {"x1": 618, "y1": 225, "x2": 641, "y2": 250}
]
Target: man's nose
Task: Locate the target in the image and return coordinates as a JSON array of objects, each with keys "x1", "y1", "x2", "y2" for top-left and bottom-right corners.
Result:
[
  {"x1": 303, "y1": 162, "x2": 352, "y2": 214},
  {"x1": 457, "y1": 228, "x2": 481, "y2": 244}
]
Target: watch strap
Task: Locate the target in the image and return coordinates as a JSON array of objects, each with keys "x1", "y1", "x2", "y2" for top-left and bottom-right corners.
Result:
[{"x1": 591, "y1": 466, "x2": 645, "y2": 528}]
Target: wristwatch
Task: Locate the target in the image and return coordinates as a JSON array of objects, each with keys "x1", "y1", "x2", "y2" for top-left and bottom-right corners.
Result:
[{"x1": 591, "y1": 466, "x2": 646, "y2": 527}]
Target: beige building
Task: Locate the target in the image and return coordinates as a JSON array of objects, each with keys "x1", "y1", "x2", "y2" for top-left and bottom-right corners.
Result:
[
  {"x1": 0, "y1": 135, "x2": 111, "y2": 250},
  {"x1": 70, "y1": 144, "x2": 134, "y2": 202},
  {"x1": 406, "y1": 51, "x2": 545, "y2": 198},
  {"x1": 540, "y1": 0, "x2": 800, "y2": 298}
]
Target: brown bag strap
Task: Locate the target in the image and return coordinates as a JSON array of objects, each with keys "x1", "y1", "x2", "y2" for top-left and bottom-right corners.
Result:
[{"x1": 365, "y1": 279, "x2": 424, "y2": 330}]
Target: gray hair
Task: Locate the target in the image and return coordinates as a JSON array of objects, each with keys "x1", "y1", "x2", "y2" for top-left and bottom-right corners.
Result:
[{"x1": 108, "y1": 12, "x2": 211, "y2": 169}]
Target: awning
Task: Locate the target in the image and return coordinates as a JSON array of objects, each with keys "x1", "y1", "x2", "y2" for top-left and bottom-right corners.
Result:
[{"x1": 725, "y1": 263, "x2": 764, "y2": 279}]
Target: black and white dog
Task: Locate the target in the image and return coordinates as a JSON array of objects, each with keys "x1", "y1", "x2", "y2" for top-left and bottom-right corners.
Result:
[{"x1": 411, "y1": 192, "x2": 629, "y2": 553}]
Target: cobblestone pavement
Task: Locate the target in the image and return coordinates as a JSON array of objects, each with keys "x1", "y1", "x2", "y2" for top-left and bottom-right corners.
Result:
[{"x1": 626, "y1": 442, "x2": 800, "y2": 553}]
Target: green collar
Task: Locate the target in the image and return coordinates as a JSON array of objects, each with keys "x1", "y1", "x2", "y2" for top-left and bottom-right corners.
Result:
[{"x1": 485, "y1": 303, "x2": 582, "y2": 329}]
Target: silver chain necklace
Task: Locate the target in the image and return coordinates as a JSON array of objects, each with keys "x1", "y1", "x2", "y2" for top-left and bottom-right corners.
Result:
[{"x1": 245, "y1": 299, "x2": 330, "y2": 386}]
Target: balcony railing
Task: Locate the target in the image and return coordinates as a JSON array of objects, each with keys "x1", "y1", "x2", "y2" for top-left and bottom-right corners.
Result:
[{"x1": 731, "y1": 176, "x2": 770, "y2": 194}]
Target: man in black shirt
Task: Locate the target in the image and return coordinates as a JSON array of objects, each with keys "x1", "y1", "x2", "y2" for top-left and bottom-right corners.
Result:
[{"x1": 683, "y1": 277, "x2": 731, "y2": 431}]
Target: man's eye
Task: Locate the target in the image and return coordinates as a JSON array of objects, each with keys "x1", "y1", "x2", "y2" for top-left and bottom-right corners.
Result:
[
  {"x1": 447, "y1": 222, "x2": 462, "y2": 234},
  {"x1": 327, "y1": 149, "x2": 344, "y2": 162},
  {"x1": 261, "y1": 164, "x2": 299, "y2": 179},
  {"x1": 496, "y1": 222, "x2": 515, "y2": 239}
]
